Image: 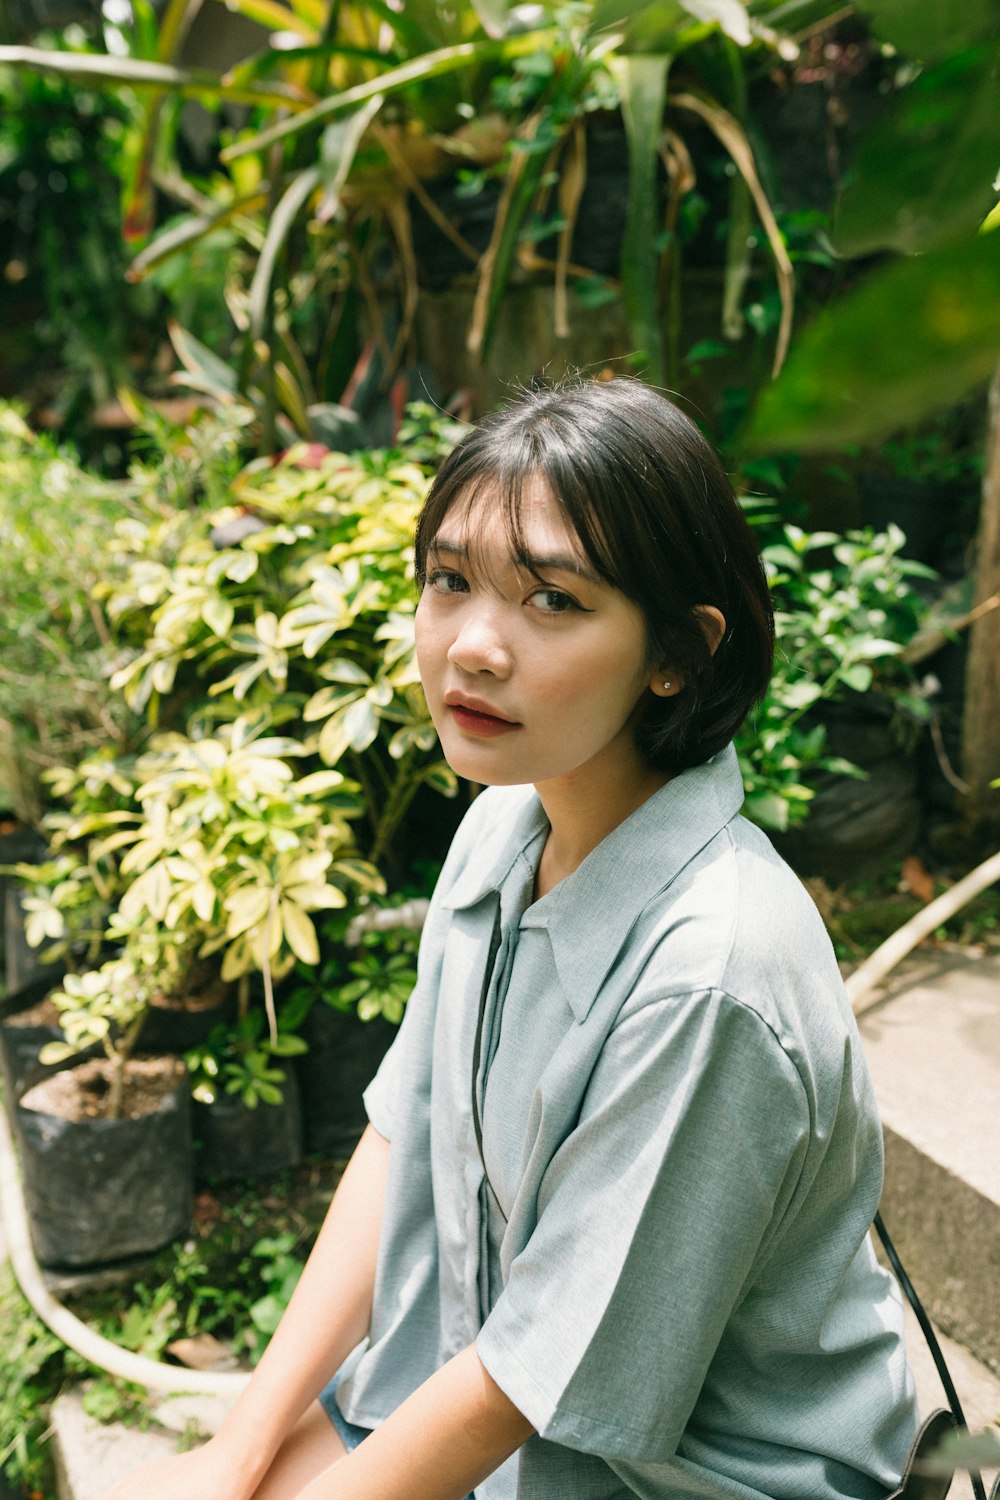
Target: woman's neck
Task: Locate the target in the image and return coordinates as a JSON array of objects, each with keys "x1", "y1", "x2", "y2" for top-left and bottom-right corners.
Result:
[{"x1": 532, "y1": 747, "x2": 672, "y2": 900}]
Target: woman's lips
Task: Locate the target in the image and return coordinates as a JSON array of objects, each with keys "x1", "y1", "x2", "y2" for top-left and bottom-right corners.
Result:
[{"x1": 447, "y1": 703, "x2": 521, "y2": 737}]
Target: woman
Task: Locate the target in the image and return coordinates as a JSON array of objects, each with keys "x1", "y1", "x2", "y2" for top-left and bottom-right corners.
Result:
[{"x1": 103, "y1": 378, "x2": 918, "y2": 1500}]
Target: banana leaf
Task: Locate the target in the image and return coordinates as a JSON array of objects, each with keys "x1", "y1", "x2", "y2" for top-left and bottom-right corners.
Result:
[
  {"x1": 855, "y1": 0, "x2": 1000, "y2": 59},
  {"x1": 747, "y1": 234, "x2": 1000, "y2": 451},
  {"x1": 835, "y1": 44, "x2": 1000, "y2": 257}
]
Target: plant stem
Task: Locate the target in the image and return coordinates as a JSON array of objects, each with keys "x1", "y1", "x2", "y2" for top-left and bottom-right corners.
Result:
[
  {"x1": 369, "y1": 762, "x2": 422, "y2": 868},
  {"x1": 237, "y1": 972, "x2": 250, "y2": 1024}
]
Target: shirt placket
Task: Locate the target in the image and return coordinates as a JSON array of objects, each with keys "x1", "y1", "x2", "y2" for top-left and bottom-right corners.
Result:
[{"x1": 472, "y1": 886, "x2": 527, "y2": 1324}]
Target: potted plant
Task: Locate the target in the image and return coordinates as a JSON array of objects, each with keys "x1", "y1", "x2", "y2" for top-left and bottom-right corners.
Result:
[
  {"x1": 185, "y1": 1008, "x2": 307, "y2": 1183},
  {"x1": 288, "y1": 903, "x2": 420, "y2": 1158},
  {"x1": 15, "y1": 954, "x2": 192, "y2": 1268},
  {"x1": 734, "y1": 516, "x2": 935, "y2": 869}
]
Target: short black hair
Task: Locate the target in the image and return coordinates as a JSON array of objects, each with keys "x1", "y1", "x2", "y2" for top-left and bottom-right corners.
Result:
[{"x1": 414, "y1": 377, "x2": 774, "y2": 773}]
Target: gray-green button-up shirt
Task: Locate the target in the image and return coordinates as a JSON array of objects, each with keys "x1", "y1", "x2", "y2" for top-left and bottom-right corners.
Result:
[{"x1": 335, "y1": 746, "x2": 918, "y2": 1499}]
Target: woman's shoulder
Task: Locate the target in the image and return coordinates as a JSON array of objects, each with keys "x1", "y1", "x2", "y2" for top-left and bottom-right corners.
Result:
[{"x1": 624, "y1": 815, "x2": 851, "y2": 1045}]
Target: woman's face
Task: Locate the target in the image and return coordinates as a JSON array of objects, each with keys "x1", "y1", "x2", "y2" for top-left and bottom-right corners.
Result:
[{"x1": 415, "y1": 478, "x2": 673, "y2": 791}]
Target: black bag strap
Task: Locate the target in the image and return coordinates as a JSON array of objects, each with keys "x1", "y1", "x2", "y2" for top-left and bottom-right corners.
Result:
[{"x1": 874, "y1": 1211, "x2": 989, "y2": 1500}]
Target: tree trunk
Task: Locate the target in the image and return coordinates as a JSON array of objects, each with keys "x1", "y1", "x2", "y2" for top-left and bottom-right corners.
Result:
[{"x1": 961, "y1": 360, "x2": 1000, "y2": 837}]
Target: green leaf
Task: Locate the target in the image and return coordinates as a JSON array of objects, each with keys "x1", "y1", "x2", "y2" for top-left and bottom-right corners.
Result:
[
  {"x1": 610, "y1": 53, "x2": 672, "y2": 385},
  {"x1": 316, "y1": 94, "x2": 384, "y2": 219},
  {"x1": 221, "y1": 30, "x2": 553, "y2": 162},
  {"x1": 130, "y1": 197, "x2": 263, "y2": 280},
  {"x1": 248, "y1": 167, "x2": 320, "y2": 340},
  {"x1": 470, "y1": 0, "x2": 512, "y2": 38},
  {"x1": 853, "y1": 638, "x2": 903, "y2": 659},
  {"x1": 590, "y1": 0, "x2": 682, "y2": 30},
  {"x1": 221, "y1": 0, "x2": 315, "y2": 34},
  {"x1": 746, "y1": 235, "x2": 1000, "y2": 451},
  {"x1": 201, "y1": 596, "x2": 235, "y2": 637},
  {"x1": 343, "y1": 697, "x2": 379, "y2": 752},
  {"x1": 840, "y1": 663, "x2": 873, "y2": 692},
  {"x1": 779, "y1": 680, "x2": 822, "y2": 710},
  {"x1": 743, "y1": 789, "x2": 789, "y2": 831},
  {"x1": 423, "y1": 761, "x2": 459, "y2": 797},
  {"x1": 319, "y1": 658, "x2": 372, "y2": 686},
  {"x1": 854, "y1": 0, "x2": 1000, "y2": 60},
  {"x1": 0, "y1": 42, "x2": 307, "y2": 108},
  {"x1": 835, "y1": 45, "x2": 1000, "y2": 255},
  {"x1": 169, "y1": 320, "x2": 239, "y2": 397},
  {"x1": 280, "y1": 900, "x2": 320, "y2": 964},
  {"x1": 678, "y1": 0, "x2": 751, "y2": 45},
  {"x1": 330, "y1": 856, "x2": 386, "y2": 893}
]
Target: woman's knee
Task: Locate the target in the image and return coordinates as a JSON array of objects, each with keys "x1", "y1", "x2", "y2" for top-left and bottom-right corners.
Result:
[{"x1": 250, "y1": 1402, "x2": 347, "y2": 1500}]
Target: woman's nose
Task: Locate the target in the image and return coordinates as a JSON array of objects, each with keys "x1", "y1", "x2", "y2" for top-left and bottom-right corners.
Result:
[{"x1": 446, "y1": 607, "x2": 512, "y2": 677}]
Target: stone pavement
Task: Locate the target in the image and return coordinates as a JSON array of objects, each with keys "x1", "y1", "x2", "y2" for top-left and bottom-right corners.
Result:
[
  {"x1": 858, "y1": 948, "x2": 1000, "y2": 1377},
  {"x1": 0, "y1": 948, "x2": 997, "y2": 1499}
]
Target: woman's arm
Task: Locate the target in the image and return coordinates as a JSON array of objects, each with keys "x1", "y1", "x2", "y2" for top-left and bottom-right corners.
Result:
[
  {"x1": 214, "y1": 1122, "x2": 392, "y2": 1485},
  {"x1": 295, "y1": 1345, "x2": 534, "y2": 1500},
  {"x1": 98, "y1": 1122, "x2": 391, "y2": 1500}
]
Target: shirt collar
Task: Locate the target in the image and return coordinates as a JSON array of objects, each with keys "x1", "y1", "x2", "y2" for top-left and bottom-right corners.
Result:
[{"x1": 441, "y1": 745, "x2": 745, "y2": 1022}]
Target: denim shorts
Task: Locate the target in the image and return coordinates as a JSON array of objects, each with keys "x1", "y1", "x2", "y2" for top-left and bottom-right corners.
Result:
[
  {"x1": 317, "y1": 1368, "x2": 372, "y2": 1454},
  {"x1": 318, "y1": 1364, "x2": 476, "y2": 1497}
]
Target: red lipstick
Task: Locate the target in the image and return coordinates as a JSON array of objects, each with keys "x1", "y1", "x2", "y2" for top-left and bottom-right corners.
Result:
[{"x1": 444, "y1": 693, "x2": 521, "y2": 738}]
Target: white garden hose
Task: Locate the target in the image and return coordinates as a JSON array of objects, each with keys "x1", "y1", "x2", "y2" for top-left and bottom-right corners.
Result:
[
  {"x1": 846, "y1": 847, "x2": 1000, "y2": 1015},
  {"x1": 0, "y1": 1099, "x2": 249, "y2": 1395},
  {"x1": 0, "y1": 902, "x2": 431, "y2": 1395}
]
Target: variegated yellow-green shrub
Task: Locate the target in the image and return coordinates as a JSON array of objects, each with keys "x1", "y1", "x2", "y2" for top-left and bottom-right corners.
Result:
[{"x1": 39, "y1": 416, "x2": 464, "y2": 1089}]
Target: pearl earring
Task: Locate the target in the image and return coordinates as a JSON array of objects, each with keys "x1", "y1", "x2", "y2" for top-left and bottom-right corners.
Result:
[{"x1": 662, "y1": 679, "x2": 671, "y2": 692}]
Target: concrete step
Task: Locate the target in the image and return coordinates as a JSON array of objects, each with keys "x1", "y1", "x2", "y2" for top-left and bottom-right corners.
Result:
[
  {"x1": 50, "y1": 1390, "x2": 235, "y2": 1500},
  {"x1": 902, "y1": 1304, "x2": 1000, "y2": 1499},
  {"x1": 858, "y1": 948, "x2": 1000, "y2": 1376}
]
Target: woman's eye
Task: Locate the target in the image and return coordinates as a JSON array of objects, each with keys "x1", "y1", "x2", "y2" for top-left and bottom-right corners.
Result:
[
  {"x1": 427, "y1": 569, "x2": 468, "y2": 595},
  {"x1": 530, "y1": 587, "x2": 578, "y2": 615}
]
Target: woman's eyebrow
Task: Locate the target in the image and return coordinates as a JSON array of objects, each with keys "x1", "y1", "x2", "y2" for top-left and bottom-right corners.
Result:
[{"x1": 429, "y1": 537, "x2": 601, "y2": 584}]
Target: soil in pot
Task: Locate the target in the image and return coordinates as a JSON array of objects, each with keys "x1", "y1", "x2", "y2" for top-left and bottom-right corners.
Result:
[
  {"x1": 194, "y1": 1067, "x2": 303, "y2": 1185},
  {"x1": 16, "y1": 1055, "x2": 193, "y2": 1268},
  {"x1": 296, "y1": 1007, "x2": 396, "y2": 1160}
]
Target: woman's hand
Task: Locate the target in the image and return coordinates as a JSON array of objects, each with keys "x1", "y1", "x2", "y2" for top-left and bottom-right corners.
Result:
[{"x1": 96, "y1": 1433, "x2": 261, "y2": 1500}]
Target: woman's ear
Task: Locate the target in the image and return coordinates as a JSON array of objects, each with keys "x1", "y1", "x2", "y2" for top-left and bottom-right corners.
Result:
[
  {"x1": 648, "y1": 606, "x2": 727, "y2": 699},
  {"x1": 696, "y1": 605, "x2": 726, "y2": 657}
]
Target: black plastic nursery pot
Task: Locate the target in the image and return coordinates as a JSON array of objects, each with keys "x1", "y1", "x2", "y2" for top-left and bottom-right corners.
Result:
[
  {"x1": 0, "y1": 971, "x2": 71, "y2": 1108},
  {"x1": 137, "y1": 984, "x2": 236, "y2": 1055},
  {"x1": 15, "y1": 1057, "x2": 193, "y2": 1268},
  {"x1": 193, "y1": 1067, "x2": 303, "y2": 1185},
  {"x1": 772, "y1": 695, "x2": 922, "y2": 880},
  {"x1": 296, "y1": 1006, "x2": 396, "y2": 1160}
]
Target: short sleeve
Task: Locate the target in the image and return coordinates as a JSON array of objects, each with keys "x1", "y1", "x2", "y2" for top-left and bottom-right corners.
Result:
[
  {"x1": 475, "y1": 989, "x2": 809, "y2": 1463},
  {"x1": 362, "y1": 1027, "x2": 406, "y2": 1140}
]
